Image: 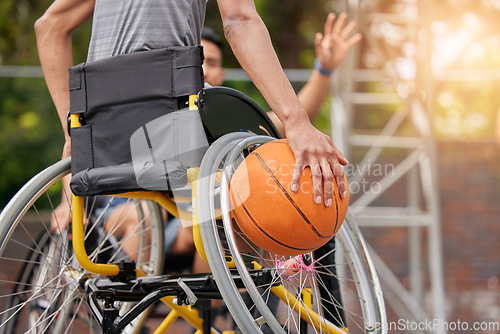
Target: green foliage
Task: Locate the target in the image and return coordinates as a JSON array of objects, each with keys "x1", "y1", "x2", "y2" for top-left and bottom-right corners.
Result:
[
  {"x1": 0, "y1": 78, "x2": 62, "y2": 207},
  {"x1": 0, "y1": 0, "x2": 45, "y2": 65}
]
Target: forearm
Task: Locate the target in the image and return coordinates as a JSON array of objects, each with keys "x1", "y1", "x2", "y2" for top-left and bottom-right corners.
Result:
[
  {"x1": 297, "y1": 69, "x2": 332, "y2": 123},
  {"x1": 35, "y1": 0, "x2": 94, "y2": 158},
  {"x1": 266, "y1": 69, "x2": 332, "y2": 138},
  {"x1": 221, "y1": 7, "x2": 309, "y2": 130},
  {"x1": 35, "y1": 20, "x2": 73, "y2": 144}
]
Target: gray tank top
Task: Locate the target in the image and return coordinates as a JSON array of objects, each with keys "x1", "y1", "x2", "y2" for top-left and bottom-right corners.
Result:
[{"x1": 87, "y1": 0, "x2": 207, "y2": 62}]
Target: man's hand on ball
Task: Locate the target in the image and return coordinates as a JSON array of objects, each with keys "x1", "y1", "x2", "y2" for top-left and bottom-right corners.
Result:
[{"x1": 286, "y1": 120, "x2": 348, "y2": 206}]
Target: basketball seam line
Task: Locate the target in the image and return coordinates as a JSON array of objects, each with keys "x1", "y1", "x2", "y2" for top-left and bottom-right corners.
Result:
[
  {"x1": 257, "y1": 141, "x2": 342, "y2": 234},
  {"x1": 233, "y1": 189, "x2": 317, "y2": 252},
  {"x1": 253, "y1": 152, "x2": 333, "y2": 239},
  {"x1": 332, "y1": 186, "x2": 340, "y2": 233}
]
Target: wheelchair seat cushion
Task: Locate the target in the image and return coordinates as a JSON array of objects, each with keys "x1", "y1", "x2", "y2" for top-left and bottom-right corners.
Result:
[{"x1": 70, "y1": 162, "x2": 190, "y2": 196}]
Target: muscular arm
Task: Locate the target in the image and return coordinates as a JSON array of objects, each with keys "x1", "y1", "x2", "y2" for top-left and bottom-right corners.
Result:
[
  {"x1": 217, "y1": 0, "x2": 348, "y2": 204},
  {"x1": 35, "y1": 0, "x2": 94, "y2": 159},
  {"x1": 36, "y1": 0, "x2": 94, "y2": 232},
  {"x1": 217, "y1": 1, "x2": 306, "y2": 130}
]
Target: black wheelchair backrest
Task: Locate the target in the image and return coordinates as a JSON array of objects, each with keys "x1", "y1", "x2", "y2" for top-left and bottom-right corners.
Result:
[{"x1": 198, "y1": 86, "x2": 281, "y2": 143}]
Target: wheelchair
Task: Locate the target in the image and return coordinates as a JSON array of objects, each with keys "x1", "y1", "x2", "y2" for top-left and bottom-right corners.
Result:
[{"x1": 0, "y1": 86, "x2": 386, "y2": 333}]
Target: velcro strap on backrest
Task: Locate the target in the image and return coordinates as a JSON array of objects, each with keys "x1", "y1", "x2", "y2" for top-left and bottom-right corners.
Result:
[{"x1": 68, "y1": 46, "x2": 204, "y2": 115}]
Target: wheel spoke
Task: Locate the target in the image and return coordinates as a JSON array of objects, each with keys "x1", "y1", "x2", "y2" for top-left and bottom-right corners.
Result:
[
  {"x1": 198, "y1": 134, "x2": 386, "y2": 334},
  {"x1": 0, "y1": 159, "x2": 164, "y2": 333}
]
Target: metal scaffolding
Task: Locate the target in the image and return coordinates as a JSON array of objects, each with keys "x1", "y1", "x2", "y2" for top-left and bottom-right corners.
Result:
[{"x1": 331, "y1": 0, "x2": 446, "y2": 331}]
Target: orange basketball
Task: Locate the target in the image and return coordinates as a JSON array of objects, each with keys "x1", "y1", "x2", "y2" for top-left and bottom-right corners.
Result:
[{"x1": 229, "y1": 139, "x2": 349, "y2": 256}]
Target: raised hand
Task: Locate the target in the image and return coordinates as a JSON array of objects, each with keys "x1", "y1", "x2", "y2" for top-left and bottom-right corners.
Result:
[{"x1": 314, "y1": 12, "x2": 362, "y2": 71}]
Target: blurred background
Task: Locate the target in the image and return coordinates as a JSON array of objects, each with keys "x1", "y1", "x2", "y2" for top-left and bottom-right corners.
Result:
[{"x1": 1, "y1": 0, "x2": 500, "y2": 332}]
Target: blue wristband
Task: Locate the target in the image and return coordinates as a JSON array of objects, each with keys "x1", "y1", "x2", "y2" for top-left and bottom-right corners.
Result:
[{"x1": 314, "y1": 59, "x2": 334, "y2": 76}]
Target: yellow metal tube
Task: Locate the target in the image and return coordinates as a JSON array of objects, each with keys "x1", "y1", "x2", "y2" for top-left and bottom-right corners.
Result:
[
  {"x1": 153, "y1": 309, "x2": 179, "y2": 334},
  {"x1": 302, "y1": 288, "x2": 312, "y2": 309},
  {"x1": 72, "y1": 195, "x2": 120, "y2": 276},
  {"x1": 114, "y1": 191, "x2": 188, "y2": 220},
  {"x1": 159, "y1": 297, "x2": 208, "y2": 332},
  {"x1": 72, "y1": 193, "x2": 189, "y2": 275},
  {"x1": 270, "y1": 285, "x2": 345, "y2": 333},
  {"x1": 187, "y1": 168, "x2": 208, "y2": 263}
]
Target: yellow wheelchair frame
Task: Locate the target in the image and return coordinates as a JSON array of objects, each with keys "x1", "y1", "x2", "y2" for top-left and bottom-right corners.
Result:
[{"x1": 68, "y1": 95, "x2": 346, "y2": 334}]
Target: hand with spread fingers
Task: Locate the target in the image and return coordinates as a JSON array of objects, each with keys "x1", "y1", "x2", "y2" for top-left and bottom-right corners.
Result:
[
  {"x1": 315, "y1": 12, "x2": 363, "y2": 73},
  {"x1": 285, "y1": 115, "x2": 348, "y2": 207}
]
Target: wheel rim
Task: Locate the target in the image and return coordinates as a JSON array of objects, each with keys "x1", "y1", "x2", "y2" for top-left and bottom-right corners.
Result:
[
  {"x1": 198, "y1": 134, "x2": 387, "y2": 334},
  {"x1": 0, "y1": 159, "x2": 164, "y2": 334}
]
